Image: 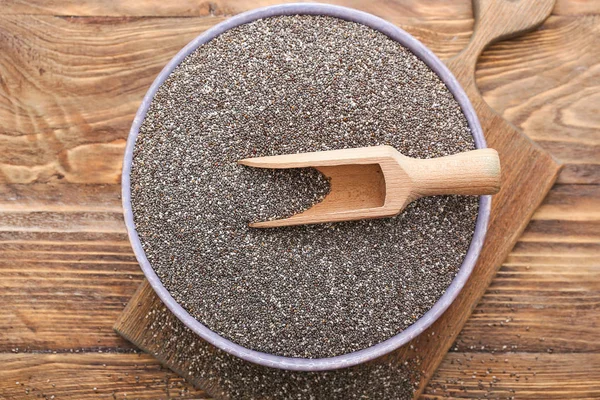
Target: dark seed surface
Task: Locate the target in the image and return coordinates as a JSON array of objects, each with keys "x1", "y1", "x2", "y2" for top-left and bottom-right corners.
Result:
[
  {"x1": 145, "y1": 304, "x2": 421, "y2": 400},
  {"x1": 131, "y1": 15, "x2": 479, "y2": 359}
]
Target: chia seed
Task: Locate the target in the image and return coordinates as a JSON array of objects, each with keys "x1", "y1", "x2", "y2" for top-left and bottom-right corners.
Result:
[
  {"x1": 131, "y1": 15, "x2": 478, "y2": 359},
  {"x1": 144, "y1": 304, "x2": 421, "y2": 400}
]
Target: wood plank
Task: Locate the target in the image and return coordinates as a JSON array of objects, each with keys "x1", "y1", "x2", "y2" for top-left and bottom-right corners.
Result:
[
  {"x1": 476, "y1": 15, "x2": 600, "y2": 184},
  {"x1": 0, "y1": 184, "x2": 600, "y2": 351},
  {"x1": 0, "y1": 183, "x2": 121, "y2": 212},
  {"x1": 521, "y1": 184, "x2": 600, "y2": 242},
  {"x1": 454, "y1": 185, "x2": 600, "y2": 353},
  {"x1": 530, "y1": 184, "x2": 600, "y2": 222},
  {"x1": 0, "y1": 0, "x2": 474, "y2": 18},
  {"x1": 0, "y1": 353, "x2": 206, "y2": 399},
  {"x1": 553, "y1": 0, "x2": 600, "y2": 16},
  {"x1": 0, "y1": 259, "x2": 142, "y2": 352},
  {"x1": 2, "y1": 14, "x2": 597, "y2": 185},
  {"x1": 0, "y1": 184, "x2": 139, "y2": 351},
  {"x1": 1, "y1": 351, "x2": 597, "y2": 400},
  {"x1": 455, "y1": 259, "x2": 600, "y2": 353},
  {"x1": 424, "y1": 352, "x2": 600, "y2": 399},
  {"x1": 0, "y1": 14, "x2": 470, "y2": 185},
  {"x1": 3, "y1": 184, "x2": 598, "y2": 354},
  {"x1": 0, "y1": 15, "x2": 224, "y2": 184},
  {"x1": 1, "y1": 0, "x2": 596, "y2": 18},
  {"x1": 0, "y1": 352, "x2": 598, "y2": 400}
]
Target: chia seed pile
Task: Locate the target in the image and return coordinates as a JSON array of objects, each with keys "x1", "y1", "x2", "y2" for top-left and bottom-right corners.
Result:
[
  {"x1": 143, "y1": 304, "x2": 421, "y2": 399},
  {"x1": 131, "y1": 15, "x2": 479, "y2": 359}
]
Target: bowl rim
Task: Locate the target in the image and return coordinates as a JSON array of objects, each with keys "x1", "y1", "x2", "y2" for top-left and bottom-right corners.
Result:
[{"x1": 122, "y1": 2, "x2": 492, "y2": 372}]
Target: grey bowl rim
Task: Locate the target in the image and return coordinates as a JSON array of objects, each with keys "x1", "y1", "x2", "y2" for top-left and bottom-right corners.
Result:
[{"x1": 122, "y1": 2, "x2": 492, "y2": 372}]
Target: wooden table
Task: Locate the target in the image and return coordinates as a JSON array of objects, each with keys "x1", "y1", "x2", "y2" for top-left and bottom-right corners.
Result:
[{"x1": 1, "y1": 1, "x2": 598, "y2": 398}]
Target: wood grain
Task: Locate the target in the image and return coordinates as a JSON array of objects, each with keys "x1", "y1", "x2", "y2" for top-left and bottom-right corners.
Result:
[
  {"x1": 0, "y1": 184, "x2": 138, "y2": 351},
  {"x1": 455, "y1": 260, "x2": 600, "y2": 354},
  {"x1": 476, "y1": 15, "x2": 600, "y2": 184},
  {"x1": 0, "y1": 15, "x2": 225, "y2": 184},
  {"x1": 0, "y1": 0, "x2": 595, "y2": 17},
  {"x1": 455, "y1": 186, "x2": 600, "y2": 354},
  {"x1": 1, "y1": 258, "x2": 141, "y2": 352},
  {"x1": 0, "y1": 14, "x2": 468, "y2": 184},
  {"x1": 2, "y1": 183, "x2": 597, "y2": 355},
  {"x1": 1, "y1": 183, "x2": 597, "y2": 356},
  {"x1": 424, "y1": 352, "x2": 600, "y2": 399},
  {"x1": 0, "y1": 352, "x2": 598, "y2": 400},
  {"x1": 2, "y1": 12, "x2": 599, "y2": 185},
  {"x1": 553, "y1": 0, "x2": 600, "y2": 16},
  {"x1": 0, "y1": 353, "x2": 206, "y2": 399},
  {"x1": 0, "y1": 0, "x2": 475, "y2": 18}
]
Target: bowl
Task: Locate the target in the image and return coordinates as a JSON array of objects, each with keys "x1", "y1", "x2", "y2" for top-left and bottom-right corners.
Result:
[{"x1": 122, "y1": 3, "x2": 491, "y2": 372}]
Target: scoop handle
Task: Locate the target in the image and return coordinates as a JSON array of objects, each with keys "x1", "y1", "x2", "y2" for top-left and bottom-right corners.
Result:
[{"x1": 402, "y1": 149, "x2": 501, "y2": 198}]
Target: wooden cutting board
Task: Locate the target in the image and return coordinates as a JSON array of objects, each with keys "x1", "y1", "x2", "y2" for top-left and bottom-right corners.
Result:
[{"x1": 114, "y1": 0, "x2": 561, "y2": 398}]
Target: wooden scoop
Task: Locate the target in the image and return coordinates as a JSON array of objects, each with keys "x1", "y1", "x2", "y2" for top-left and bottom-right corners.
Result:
[{"x1": 239, "y1": 145, "x2": 500, "y2": 228}]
